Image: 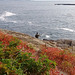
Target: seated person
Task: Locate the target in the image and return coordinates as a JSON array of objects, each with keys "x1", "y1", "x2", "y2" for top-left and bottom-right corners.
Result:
[{"x1": 35, "y1": 32, "x2": 40, "y2": 38}]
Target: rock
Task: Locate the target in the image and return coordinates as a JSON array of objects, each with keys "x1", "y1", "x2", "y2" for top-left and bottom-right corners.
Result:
[
  {"x1": 71, "y1": 41, "x2": 75, "y2": 46},
  {"x1": 43, "y1": 39, "x2": 54, "y2": 42},
  {"x1": 56, "y1": 44, "x2": 69, "y2": 49},
  {"x1": 72, "y1": 46, "x2": 75, "y2": 51},
  {"x1": 56, "y1": 39, "x2": 72, "y2": 46},
  {"x1": 64, "y1": 40, "x2": 72, "y2": 46},
  {"x1": 56, "y1": 39, "x2": 65, "y2": 44}
]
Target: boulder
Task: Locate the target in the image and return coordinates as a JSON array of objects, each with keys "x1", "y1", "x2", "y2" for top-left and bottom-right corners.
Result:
[
  {"x1": 56, "y1": 39, "x2": 72, "y2": 46},
  {"x1": 56, "y1": 44, "x2": 69, "y2": 49}
]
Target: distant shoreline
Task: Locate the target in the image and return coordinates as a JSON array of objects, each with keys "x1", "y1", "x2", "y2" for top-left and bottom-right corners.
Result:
[{"x1": 55, "y1": 4, "x2": 75, "y2": 5}]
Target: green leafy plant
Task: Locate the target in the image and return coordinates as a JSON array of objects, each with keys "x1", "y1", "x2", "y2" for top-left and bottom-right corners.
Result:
[{"x1": 0, "y1": 31, "x2": 57, "y2": 75}]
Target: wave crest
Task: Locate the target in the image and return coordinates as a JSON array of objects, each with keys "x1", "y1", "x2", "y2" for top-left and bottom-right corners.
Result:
[
  {"x1": 60, "y1": 28, "x2": 75, "y2": 32},
  {"x1": 0, "y1": 11, "x2": 17, "y2": 23}
]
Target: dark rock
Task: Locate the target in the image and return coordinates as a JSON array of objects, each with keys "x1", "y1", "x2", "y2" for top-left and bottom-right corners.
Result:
[
  {"x1": 56, "y1": 39, "x2": 72, "y2": 46},
  {"x1": 56, "y1": 44, "x2": 69, "y2": 49}
]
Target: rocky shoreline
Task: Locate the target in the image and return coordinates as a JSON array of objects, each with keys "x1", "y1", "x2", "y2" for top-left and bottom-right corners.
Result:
[
  {"x1": 43, "y1": 39, "x2": 75, "y2": 53},
  {"x1": 0, "y1": 29, "x2": 75, "y2": 75},
  {"x1": 0, "y1": 29, "x2": 75, "y2": 53}
]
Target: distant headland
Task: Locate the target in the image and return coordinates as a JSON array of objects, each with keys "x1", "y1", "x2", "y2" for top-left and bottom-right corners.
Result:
[{"x1": 55, "y1": 4, "x2": 75, "y2": 5}]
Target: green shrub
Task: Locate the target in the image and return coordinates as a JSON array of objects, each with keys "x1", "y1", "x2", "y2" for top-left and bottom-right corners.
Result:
[{"x1": 0, "y1": 31, "x2": 57, "y2": 75}]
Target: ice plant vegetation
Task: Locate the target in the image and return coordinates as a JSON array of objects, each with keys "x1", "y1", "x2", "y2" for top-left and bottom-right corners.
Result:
[
  {"x1": 41, "y1": 46, "x2": 75, "y2": 75},
  {"x1": 0, "y1": 31, "x2": 57, "y2": 75},
  {"x1": 0, "y1": 30, "x2": 75, "y2": 75}
]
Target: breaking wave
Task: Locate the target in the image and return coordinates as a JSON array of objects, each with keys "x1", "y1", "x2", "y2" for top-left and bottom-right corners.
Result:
[
  {"x1": 0, "y1": 11, "x2": 17, "y2": 23},
  {"x1": 60, "y1": 28, "x2": 75, "y2": 32},
  {"x1": 45, "y1": 35, "x2": 50, "y2": 38}
]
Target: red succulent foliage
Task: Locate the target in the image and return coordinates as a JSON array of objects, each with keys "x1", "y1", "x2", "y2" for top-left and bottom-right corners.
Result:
[
  {"x1": 0, "y1": 30, "x2": 75, "y2": 75},
  {"x1": 0, "y1": 31, "x2": 36, "y2": 54},
  {"x1": 41, "y1": 46, "x2": 75, "y2": 75},
  {"x1": 0, "y1": 62, "x2": 2, "y2": 65}
]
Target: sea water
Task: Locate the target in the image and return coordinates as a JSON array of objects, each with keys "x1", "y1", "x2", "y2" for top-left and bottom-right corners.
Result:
[{"x1": 0, "y1": 1, "x2": 75, "y2": 40}]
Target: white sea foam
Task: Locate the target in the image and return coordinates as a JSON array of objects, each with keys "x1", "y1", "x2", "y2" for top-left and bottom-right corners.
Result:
[
  {"x1": 60, "y1": 28, "x2": 75, "y2": 32},
  {"x1": 45, "y1": 35, "x2": 50, "y2": 38},
  {"x1": 0, "y1": 11, "x2": 17, "y2": 23},
  {"x1": 8, "y1": 21, "x2": 17, "y2": 23}
]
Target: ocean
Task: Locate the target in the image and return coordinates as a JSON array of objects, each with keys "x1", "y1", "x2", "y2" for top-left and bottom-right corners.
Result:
[{"x1": 0, "y1": 1, "x2": 75, "y2": 40}]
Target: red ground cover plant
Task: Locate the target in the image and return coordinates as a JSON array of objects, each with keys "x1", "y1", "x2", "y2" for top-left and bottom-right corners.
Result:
[
  {"x1": 0, "y1": 30, "x2": 60, "y2": 75},
  {"x1": 0, "y1": 30, "x2": 75, "y2": 75},
  {"x1": 0, "y1": 30, "x2": 36, "y2": 54},
  {"x1": 41, "y1": 46, "x2": 75, "y2": 75}
]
